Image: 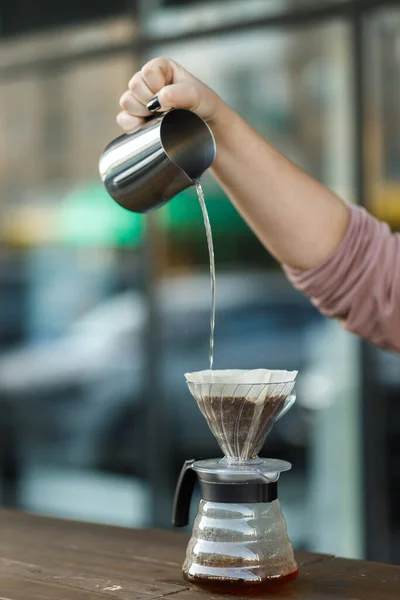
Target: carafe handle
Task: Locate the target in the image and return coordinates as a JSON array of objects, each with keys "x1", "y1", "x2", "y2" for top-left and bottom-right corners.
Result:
[{"x1": 172, "y1": 459, "x2": 198, "y2": 527}]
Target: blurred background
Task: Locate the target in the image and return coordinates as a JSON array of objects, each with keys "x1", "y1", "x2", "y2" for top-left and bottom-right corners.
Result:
[{"x1": 0, "y1": 0, "x2": 399, "y2": 565}]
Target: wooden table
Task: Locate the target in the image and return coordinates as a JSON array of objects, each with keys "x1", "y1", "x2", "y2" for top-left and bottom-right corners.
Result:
[{"x1": 0, "y1": 510, "x2": 398, "y2": 599}]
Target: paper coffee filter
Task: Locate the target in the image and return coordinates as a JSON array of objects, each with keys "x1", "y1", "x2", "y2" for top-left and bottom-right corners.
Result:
[
  {"x1": 185, "y1": 369, "x2": 297, "y2": 396},
  {"x1": 185, "y1": 369, "x2": 297, "y2": 460},
  {"x1": 185, "y1": 369, "x2": 297, "y2": 383}
]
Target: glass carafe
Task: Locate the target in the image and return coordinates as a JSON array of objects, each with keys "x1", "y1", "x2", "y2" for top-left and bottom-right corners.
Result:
[{"x1": 173, "y1": 459, "x2": 298, "y2": 595}]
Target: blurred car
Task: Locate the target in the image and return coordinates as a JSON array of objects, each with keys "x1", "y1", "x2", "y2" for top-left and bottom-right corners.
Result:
[{"x1": 0, "y1": 271, "x2": 323, "y2": 480}]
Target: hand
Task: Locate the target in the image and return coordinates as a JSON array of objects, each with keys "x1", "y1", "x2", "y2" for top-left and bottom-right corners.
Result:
[{"x1": 117, "y1": 57, "x2": 226, "y2": 133}]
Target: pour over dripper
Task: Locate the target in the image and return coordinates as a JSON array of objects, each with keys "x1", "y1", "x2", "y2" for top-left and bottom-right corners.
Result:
[{"x1": 185, "y1": 369, "x2": 297, "y2": 461}]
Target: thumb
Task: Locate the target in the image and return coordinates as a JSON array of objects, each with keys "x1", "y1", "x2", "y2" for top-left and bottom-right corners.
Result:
[{"x1": 147, "y1": 82, "x2": 201, "y2": 114}]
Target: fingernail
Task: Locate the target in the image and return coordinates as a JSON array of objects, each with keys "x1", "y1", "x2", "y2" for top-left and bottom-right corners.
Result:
[{"x1": 147, "y1": 96, "x2": 161, "y2": 112}]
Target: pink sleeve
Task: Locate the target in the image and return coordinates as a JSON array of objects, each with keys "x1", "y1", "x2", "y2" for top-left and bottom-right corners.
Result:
[{"x1": 283, "y1": 204, "x2": 400, "y2": 353}]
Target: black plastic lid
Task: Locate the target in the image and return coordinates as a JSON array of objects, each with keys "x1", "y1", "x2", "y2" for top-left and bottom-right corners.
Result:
[{"x1": 199, "y1": 480, "x2": 278, "y2": 504}]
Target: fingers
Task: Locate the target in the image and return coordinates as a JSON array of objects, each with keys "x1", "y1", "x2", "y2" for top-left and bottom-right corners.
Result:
[
  {"x1": 128, "y1": 71, "x2": 155, "y2": 110},
  {"x1": 119, "y1": 92, "x2": 148, "y2": 118},
  {"x1": 141, "y1": 57, "x2": 176, "y2": 93},
  {"x1": 119, "y1": 74, "x2": 200, "y2": 123},
  {"x1": 157, "y1": 82, "x2": 200, "y2": 112},
  {"x1": 116, "y1": 111, "x2": 143, "y2": 133},
  {"x1": 117, "y1": 57, "x2": 208, "y2": 134},
  {"x1": 129, "y1": 70, "x2": 155, "y2": 100},
  {"x1": 121, "y1": 81, "x2": 200, "y2": 121},
  {"x1": 119, "y1": 58, "x2": 176, "y2": 120},
  {"x1": 120, "y1": 71, "x2": 155, "y2": 118}
]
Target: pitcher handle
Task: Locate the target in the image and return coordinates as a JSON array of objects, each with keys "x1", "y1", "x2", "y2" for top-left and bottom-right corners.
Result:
[{"x1": 276, "y1": 393, "x2": 296, "y2": 422}]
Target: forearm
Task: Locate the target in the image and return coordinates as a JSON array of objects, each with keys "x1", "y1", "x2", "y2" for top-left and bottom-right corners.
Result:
[
  {"x1": 118, "y1": 57, "x2": 350, "y2": 270},
  {"x1": 210, "y1": 105, "x2": 350, "y2": 270}
]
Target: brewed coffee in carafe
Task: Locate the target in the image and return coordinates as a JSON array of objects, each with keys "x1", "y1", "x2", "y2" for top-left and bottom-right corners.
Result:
[{"x1": 173, "y1": 369, "x2": 299, "y2": 595}]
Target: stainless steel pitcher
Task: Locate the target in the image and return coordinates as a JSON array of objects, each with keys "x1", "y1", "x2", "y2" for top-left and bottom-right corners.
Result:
[{"x1": 99, "y1": 109, "x2": 216, "y2": 213}]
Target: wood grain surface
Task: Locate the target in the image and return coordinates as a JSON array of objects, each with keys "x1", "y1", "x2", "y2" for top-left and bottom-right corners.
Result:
[{"x1": 0, "y1": 510, "x2": 398, "y2": 599}]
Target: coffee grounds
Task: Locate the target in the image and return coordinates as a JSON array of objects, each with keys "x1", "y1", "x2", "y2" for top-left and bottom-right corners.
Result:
[{"x1": 196, "y1": 394, "x2": 286, "y2": 459}]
